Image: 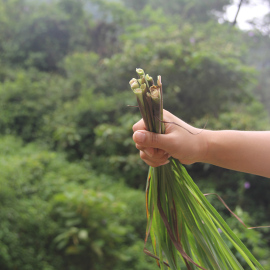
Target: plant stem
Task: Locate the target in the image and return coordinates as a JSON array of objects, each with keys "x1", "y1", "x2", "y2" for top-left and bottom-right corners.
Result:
[{"x1": 133, "y1": 88, "x2": 150, "y2": 130}]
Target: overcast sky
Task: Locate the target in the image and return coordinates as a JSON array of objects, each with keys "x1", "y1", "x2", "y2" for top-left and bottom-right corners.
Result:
[{"x1": 225, "y1": 0, "x2": 270, "y2": 29}]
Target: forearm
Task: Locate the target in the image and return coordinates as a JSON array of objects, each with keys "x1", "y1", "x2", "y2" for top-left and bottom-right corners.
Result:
[{"x1": 201, "y1": 130, "x2": 270, "y2": 178}]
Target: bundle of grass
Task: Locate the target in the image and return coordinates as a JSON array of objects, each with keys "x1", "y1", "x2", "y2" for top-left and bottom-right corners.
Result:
[{"x1": 129, "y1": 68, "x2": 264, "y2": 270}]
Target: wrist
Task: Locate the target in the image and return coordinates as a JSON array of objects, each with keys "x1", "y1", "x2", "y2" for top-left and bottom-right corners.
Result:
[{"x1": 197, "y1": 129, "x2": 212, "y2": 164}]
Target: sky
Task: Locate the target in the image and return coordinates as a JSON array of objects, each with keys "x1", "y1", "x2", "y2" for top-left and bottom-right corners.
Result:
[{"x1": 225, "y1": 0, "x2": 270, "y2": 30}]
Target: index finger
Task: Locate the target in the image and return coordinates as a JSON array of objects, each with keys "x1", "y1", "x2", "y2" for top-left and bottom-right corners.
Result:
[{"x1": 133, "y1": 118, "x2": 147, "y2": 132}]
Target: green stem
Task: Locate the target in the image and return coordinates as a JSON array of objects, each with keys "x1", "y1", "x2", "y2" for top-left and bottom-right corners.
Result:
[
  {"x1": 144, "y1": 94, "x2": 154, "y2": 132},
  {"x1": 157, "y1": 76, "x2": 165, "y2": 134},
  {"x1": 151, "y1": 88, "x2": 161, "y2": 134},
  {"x1": 133, "y1": 88, "x2": 149, "y2": 130},
  {"x1": 146, "y1": 74, "x2": 154, "y2": 87}
]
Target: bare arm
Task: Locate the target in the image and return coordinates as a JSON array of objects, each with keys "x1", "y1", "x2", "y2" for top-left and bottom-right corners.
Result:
[
  {"x1": 132, "y1": 110, "x2": 270, "y2": 178},
  {"x1": 202, "y1": 130, "x2": 270, "y2": 178}
]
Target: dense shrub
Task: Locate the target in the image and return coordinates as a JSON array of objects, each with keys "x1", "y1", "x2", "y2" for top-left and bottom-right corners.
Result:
[{"x1": 0, "y1": 136, "x2": 155, "y2": 270}]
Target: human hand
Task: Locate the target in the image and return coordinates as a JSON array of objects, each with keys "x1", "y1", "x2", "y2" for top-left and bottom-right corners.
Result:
[{"x1": 132, "y1": 110, "x2": 207, "y2": 167}]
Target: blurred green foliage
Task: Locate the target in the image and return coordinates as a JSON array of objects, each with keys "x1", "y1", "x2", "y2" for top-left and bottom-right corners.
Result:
[
  {"x1": 0, "y1": 136, "x2": 155, "y2": 269},
  {"x1": 0, "y1": 0, "x2": 270, "y2": 269}
]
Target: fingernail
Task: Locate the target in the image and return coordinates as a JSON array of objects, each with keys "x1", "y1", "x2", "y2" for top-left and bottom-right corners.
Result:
[{"x1": 134, "y1": 131, "x2": 145, "y2": 143}]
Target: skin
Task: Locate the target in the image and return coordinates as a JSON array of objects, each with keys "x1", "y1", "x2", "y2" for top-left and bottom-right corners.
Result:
[{"x1": 132, "y1": 110, "x2": 270, "y2": 178}]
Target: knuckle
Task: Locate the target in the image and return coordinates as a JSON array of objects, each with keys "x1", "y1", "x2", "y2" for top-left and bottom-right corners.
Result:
[{"x1": 150, "y1": 133, "x2": 159, "y2": 145}]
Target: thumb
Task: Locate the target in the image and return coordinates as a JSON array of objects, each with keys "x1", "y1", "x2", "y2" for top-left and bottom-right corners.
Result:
[{"x1": 133, "y1": 130, "x2": 167, "y2": 150}]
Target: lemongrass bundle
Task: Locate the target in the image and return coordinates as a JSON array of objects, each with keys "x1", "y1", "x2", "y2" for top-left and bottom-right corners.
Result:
[{"x1": 129, "y1": 68, "x2": 264, "y2": 270}]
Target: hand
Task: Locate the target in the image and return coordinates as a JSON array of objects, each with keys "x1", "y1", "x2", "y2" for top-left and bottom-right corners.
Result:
[{"x1": 132, "y1": 110, "x2": 207, "y2": 167}]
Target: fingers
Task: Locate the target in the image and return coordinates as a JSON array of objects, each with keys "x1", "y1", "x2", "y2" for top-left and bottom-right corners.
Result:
[
  {"x1": 133, "y1": 130, "x2": 168, "y2": 150},
  {"x1": 135, "y1": 144, "x2": 166, "y2": 158},
  {"x1": 133, "y1": 128, "x2": 171, "y2": 167},
  {"x1": 135, "y1": 144, "x2": 170, "y2": 167},
  {"x1": 132, "y1": 110, "x2": 175, "y2": 133},
  {"x1": 140, "y1": 150, "x2": 170, "y2": 167},
  {"x1": 132, "y1": 111, "x2": 176, "y2": 167},
  {"x1": 133, "y1": 119, "x2": 147, "y2": 132}
]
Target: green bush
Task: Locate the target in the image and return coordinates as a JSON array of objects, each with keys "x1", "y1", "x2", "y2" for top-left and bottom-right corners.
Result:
[
  {"x1": 0, "y1": 136, "x2": 154, "y2": 269},
  {"x1": 0, "y1": 69, "x2": 67, "y2": 142}
]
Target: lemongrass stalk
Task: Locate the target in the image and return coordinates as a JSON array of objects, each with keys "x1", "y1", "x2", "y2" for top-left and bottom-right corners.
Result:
[
  {"x1": 137, "y1": 70, "x2": 146, "y2": 85},
  {"x1": 140, "y1": 83, "x2": 147, "y2": 94},
  {"x1": 144, "y1": 76, "x2": 151, "y2": 92},
  {"x1": 146, "y1": 74, "x2": 154, "y2": 87},
  {"x1": 136, "y1": 68, "x2": 145, "y2": 78},
  {"x1": 130, "y1": 80, "x2": 140, "y2": 90},
  {"x1": 137, "y1": 68, "x2": 152, "y2": 92},
  {"x1": 145, "y1": 93, "x2": 154, "y2": 131},
  {"x1": 130, "y1": 69, "x2": 265, "y2": 270},
  {"x1": 139, "y1": 83, "x2": 153, "y2": 132},
  {"x1": 132, "y1": 88, "x2": 150, "y2": 131},
  {"x1": 150, "y1": 87, "x2": 161, "y2": 133},
  {"x1": 157, "y1": 75, "x2": 165, "y2": 134},
  {"x1": 129, "y1": 78, "x2": 138, "y2": 86}
]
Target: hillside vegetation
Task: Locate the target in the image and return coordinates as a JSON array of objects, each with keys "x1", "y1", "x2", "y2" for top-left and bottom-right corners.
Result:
[{"x1": 1, "y1": 0, "x2": 270, "y2": 269}]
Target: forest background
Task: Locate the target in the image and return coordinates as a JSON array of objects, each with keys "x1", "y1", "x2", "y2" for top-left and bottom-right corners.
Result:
[{"x1": 1, "y1": 0, "x2": 270, "y2": 269}]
